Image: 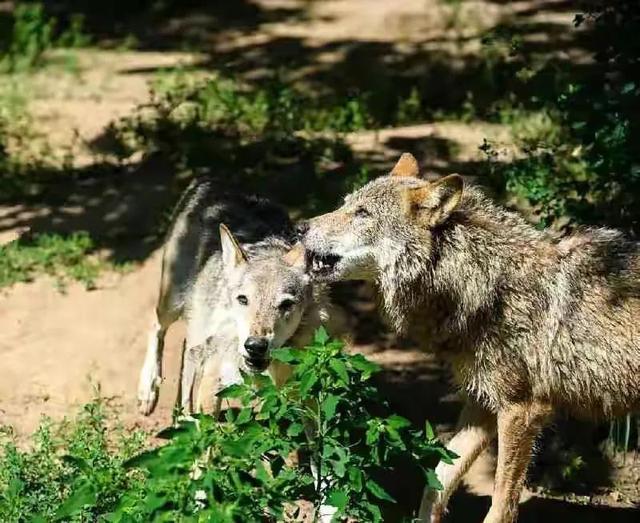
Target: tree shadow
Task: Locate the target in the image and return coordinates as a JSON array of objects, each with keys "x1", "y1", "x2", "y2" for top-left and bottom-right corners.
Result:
[{"x1": 43, "y1": 0, "x2": 597, "y2": 119}]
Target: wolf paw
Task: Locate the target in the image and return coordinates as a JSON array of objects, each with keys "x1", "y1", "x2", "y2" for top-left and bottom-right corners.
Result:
[{"x1": 137, "y1": 376, "x2": 161, "y2": 415}]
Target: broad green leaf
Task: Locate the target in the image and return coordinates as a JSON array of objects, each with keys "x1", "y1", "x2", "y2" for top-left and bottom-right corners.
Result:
[
  {"x1": 271, "y1": 347, "x2": 305, "y2": 363},
  {"x1": 349, "y1": 354, "x2": 380, "y2": 377},
  {"x1": 365, "y1": 501, "x2": 383, "y2": 522},
  {"x1": 55, "y1": 481, "x2": 98, "y2": 519},
  {"x1": 348, "y1": 466, "x2": 363, "y2": 491},
  {"x1": 425, "y1": 468, "x2": 444, "y2": 490},
  {"x1": 425, "y1": 420, "x2": 435, "y2": 441},
  {"x1": 299, "y1": 372, "x2": 318, "y2": 396},
  {"x1": 314, "y1": 326, "x2": 329, "y2": 345},
  {"x1": 217, "y1": 383, "x2": 248, "y2": 399},
  {"x1": 236, "y1": 406, "x2": 253, "y2": 425},
  {"x1": 435, "y1": 446, "x2": 458, "y2": 464},
  {"x1": 325, "y1": 488, "x2": 349, "y2": 510},
  {"x1": 123, "y1": 448, "x2": 161, "y2": 469},
  {"x1": 365, "y1": 479, "x2": 396, "y2": 502},
  {"x1": 322, "y1": 394, "x2": 340, "y2": 419},
  {"x1": 330, "y1": 457, "x2": 347, "y2": 478},
  {"x1": 329, "y1": 359, "x2": 349, "y2": 384},
  {"x1": 287, "y1": 422, "x2": 305, "y2": 437},
  {"x1": 387, "y1": 414, "x2": 411, "y2": 430}
]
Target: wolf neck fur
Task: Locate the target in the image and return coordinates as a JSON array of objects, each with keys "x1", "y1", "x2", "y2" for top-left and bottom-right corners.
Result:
[{"x1": 377, "y1": 188, "x2": 551, "y2": 336}]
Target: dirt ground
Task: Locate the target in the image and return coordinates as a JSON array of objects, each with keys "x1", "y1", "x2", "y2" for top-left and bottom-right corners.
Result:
[{"x1": 1, "y1": 0, "x2": 638, "y2": 520}]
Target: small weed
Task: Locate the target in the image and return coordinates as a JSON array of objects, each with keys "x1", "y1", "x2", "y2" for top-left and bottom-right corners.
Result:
[
  {"x1": 396, "y1": 87, "x2": 423, "y2": 125},
  {"x1": 1, "y1": 3, "x2": 55, "y2": 72},
  {"x1": 0, "y1": 400, "x2": 146, "y2": 523},
  {"x1": 0, "y1": 3, "x2": 91, "y2": 73},
  {"x1": 0, "y1": 232, "x2": 105, "y2": 290}
]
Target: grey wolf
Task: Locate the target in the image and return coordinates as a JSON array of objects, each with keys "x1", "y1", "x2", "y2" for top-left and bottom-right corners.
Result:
[
  {"x1": 138, "y1": 179, "x2": 344, "y2": 416},
  {"x1": 299, "y1": 153, "x2": 640, "y2": 523}
]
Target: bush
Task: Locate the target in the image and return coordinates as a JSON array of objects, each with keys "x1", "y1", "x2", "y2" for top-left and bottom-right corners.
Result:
[
  {"x1": 0, "y1": 2, "x2": 90, "y2": 72},
  {"x1": 0, "y1": 330, "x2": 454, "y2": 522},
  {"x1": 483, "y1": 1, "x2": 640, "y2": 233},
  {"x1": 106, "y1": 73, "x2": 377, "y2": 214},
  {"x1": 0, "y1": 401, "x2": 146, "y2": 523}
]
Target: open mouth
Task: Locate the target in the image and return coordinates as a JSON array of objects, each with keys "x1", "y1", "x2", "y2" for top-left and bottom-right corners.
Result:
[
  {"x1": 306, "y1": 250, "x2": 342, "y2": 277},
  {"x1": 245, "y1": 356, "x2": 270, "y2": 373}
]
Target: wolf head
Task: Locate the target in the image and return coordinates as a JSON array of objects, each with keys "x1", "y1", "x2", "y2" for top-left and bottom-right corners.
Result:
[
  {"x1": 220, "y1": 224, "x2": 312, "y2": 372},
  {"x1": 300, "y1": 153, "x2": 463, "y2": 283}
]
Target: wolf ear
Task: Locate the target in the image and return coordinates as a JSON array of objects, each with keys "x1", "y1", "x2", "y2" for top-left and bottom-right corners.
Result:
[
  {"x1": 390, "y1": 152, "x2": 419, "y2": 178},
  {"x1": 220, "y1": 224, "x2": 247, "y2": 270},
  {"x1": 283, "y1": 242, "x2": 305, "y2": 268},
  {"x1": 407, "y1": 174, "x2": 463, "y2": 226}
]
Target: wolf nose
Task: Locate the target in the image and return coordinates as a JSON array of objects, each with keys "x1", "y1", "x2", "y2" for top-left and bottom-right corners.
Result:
[
  {"x1": 295, "y1": 221, "x2": 309, "y2": 239},
  {"x1": 244, "y1": 336, "x2": 269, "y2": 357}
]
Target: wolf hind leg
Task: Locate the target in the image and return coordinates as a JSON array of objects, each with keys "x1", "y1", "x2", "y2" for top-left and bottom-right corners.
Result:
[
  {"x1": 418, "y1": 400, "x2": 497, "y2": 522},
  {"x1": 483, "y1": 402, "x2": 552, "y2": 523}
]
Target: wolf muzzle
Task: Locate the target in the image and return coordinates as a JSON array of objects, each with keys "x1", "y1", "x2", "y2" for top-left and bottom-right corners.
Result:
[{"x1": 243, "y1": 336, "x2": 270, "y2": 371}]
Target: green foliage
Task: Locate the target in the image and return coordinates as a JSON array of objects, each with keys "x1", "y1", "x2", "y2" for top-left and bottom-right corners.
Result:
[
  {"x1": 0, "y1": 3, "x2": 90, "y2": 73},
  {"x1": 0, "y1": 232, "x2": 104, "y2": 289},
  {"x1": 1, "y1": 3, "x2": 55, "y2": 72},
  {"x1": 482, "y1": 1, "x2": 640, "y2": 232},
  {"x1": 396, "y1": 87, "x2": 423, "y2": 125},
  {"x1": 0, "y1": 400, "x2": 146, "y2": 523},
  {"x1": 108, "y1": 73, "x2": 378, "y2": 214},
  {"x1": 19, "y1": 331, "x2": 453, "y2": 522}
]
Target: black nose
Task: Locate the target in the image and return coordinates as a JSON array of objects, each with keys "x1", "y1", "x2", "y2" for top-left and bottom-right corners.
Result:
[
  {"x1": 244, "y1": 336, "x2": 269, "y2": 357},
  {"x1": 295, "y1": 221, "x2": 309, "y2": 239}
]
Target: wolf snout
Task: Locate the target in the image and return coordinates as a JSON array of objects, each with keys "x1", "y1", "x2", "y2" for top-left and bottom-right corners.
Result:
[{"x1": 244, "y1": 336, "x2": 269, "y2": 357}]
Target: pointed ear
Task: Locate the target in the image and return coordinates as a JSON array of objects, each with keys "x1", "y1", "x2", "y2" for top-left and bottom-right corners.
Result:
[
  {"x1": 283, "y1": 242, "x2": 305, "y2": 268},
  {"x1": 390, "y1": 152, "x2": 419, "y2": 178},
  {"x1": 220, "y1": 224, "x2": 247, "y2": 270},
  {"x1": 407, "y1": 174, "x2": 463, "y2": 226}
]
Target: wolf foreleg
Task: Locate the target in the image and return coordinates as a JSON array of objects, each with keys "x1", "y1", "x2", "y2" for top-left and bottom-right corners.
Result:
[
  {"x1": 418, "y1": 401, "x2": 496, "y2": 522},
  {"x1": 137, "y1": 316, "x2": 167, "y2": 415},
  {"x1": 483, "y1": 402, "x2": 552, "y2": 523}
]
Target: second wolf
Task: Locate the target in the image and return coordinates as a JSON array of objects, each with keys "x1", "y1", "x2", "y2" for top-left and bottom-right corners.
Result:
[
  {"x1": 138, "y1": 179, "x2": 344, "y2": 415},
  {"x1": 300, "y1": 153, "x2": 640, "y2": 523}
]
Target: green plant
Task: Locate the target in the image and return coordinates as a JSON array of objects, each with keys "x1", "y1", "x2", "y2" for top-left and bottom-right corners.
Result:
[
  {"x1": 0, "y1": 232, "x2": 104, "y2": 290},
  {"x1": 53, "y1": 329, "x2": 454, "y2": 521},
  {"x1": 0, "y1": 400, "x2": 146, "y2": 523},
  {"x1": 106, "y1": 73, "x2": 373, "y2": 214},
  {"x1": 1, "y1": 3, "x2": 55, "y2": 72},
  {"x1": 481, "y1": 1, "x2": 640, "y2": 233},
  {"x1": 0, "y1": 3, "x2": 91, "y2": 73},
  {"x1": 57, "y1": 14, "x2": 91, "y2": 48},
  {"x1": 396, "y1": 87, "x2": 423, "y2": 125}
]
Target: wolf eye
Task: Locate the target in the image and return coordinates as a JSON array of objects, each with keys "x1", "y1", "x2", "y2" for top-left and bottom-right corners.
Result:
[
  {"x1": 278, "y1": 299, "x2": 296, "y2": 312},
  {"x1": 237, "y1": 295, "x2": 248, "y2": 306},
  {"x1": 354, "y1": 206, "x2": 370, "y2": 218}
]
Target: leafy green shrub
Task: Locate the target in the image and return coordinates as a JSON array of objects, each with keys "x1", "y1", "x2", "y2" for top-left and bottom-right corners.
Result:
[
  {"x1": 0, "y1": 232, "x2": 103, "y2": 289},
  {"x1": 3, "y1": 330, "x2": 453, "y2": 522},
  {"x1": 107, "y1": 74, "x2": 375, "y2": 214},
  {"x1": 482, "y1": 1, "x2": 640, "y2": 233},
  {"x1": 0, "y1": 3, "x2": 90, "y2": 72},
  {"x1": 1, "y1": 3, "x2": 55, "y2": 72},
  {"x1": 0, "y1": 401, "x2": 146, "y2": 523}
]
